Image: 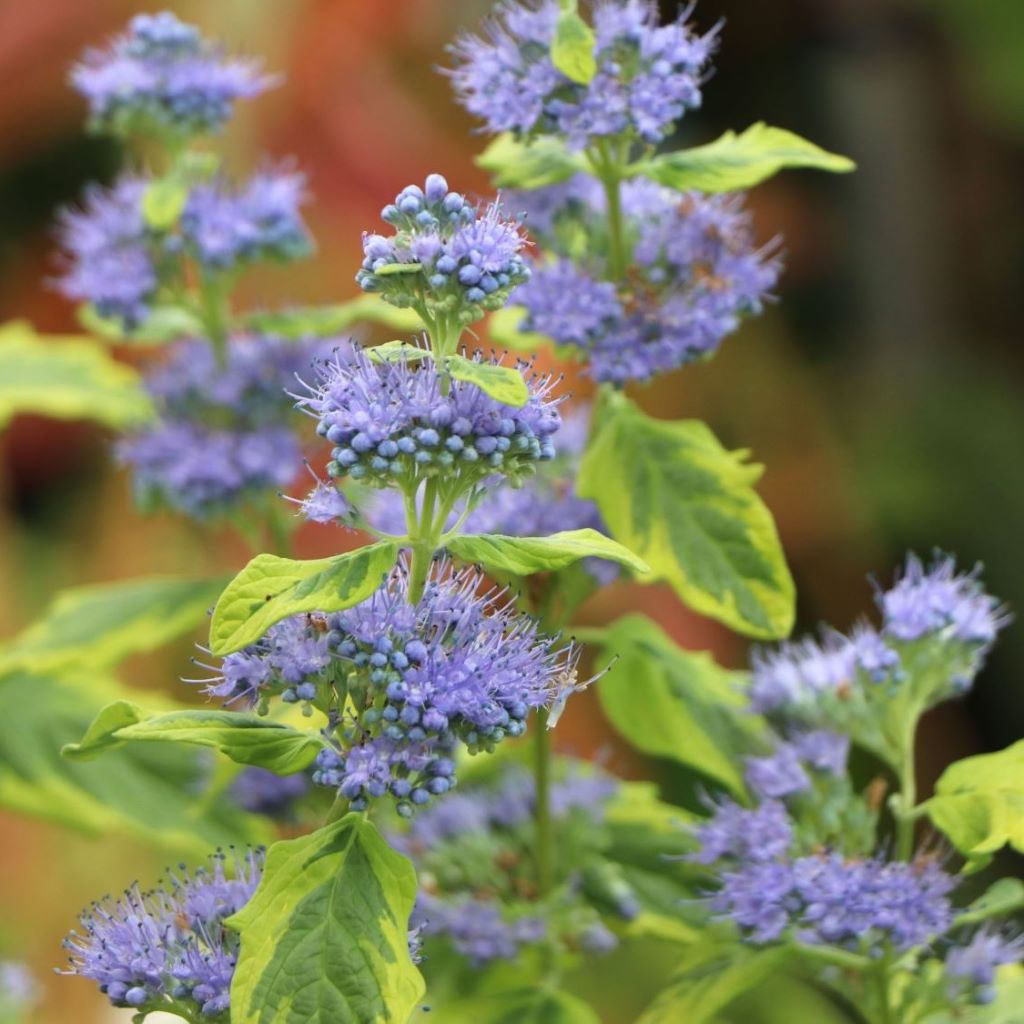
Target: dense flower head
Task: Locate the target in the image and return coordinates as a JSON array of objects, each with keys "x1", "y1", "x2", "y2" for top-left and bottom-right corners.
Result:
[
  {"x1": 710, "y1": 851, "x2": 955, "y2": 951},
  {"x1": 71, "y1": 11, "x2": 273, "y2": 138},
  {"x1": 56, "y1": 169, "x2": 312, "y2": 330},
  {"x1": 180, "y1": 170, "x2": 311, "y2": 270},
  {"x1": 946, "y1": 930, "x2": 1024, "y2": 1005},
  {"x1": 743, "y1": 730, "x2": 849, "y2": 800},
  {"x1": 749, "y1": 555, "x2": 1005, "y2": 726},
  {"x1": 391, "y1": 765, "x2": 628, "y2": 964},
  {"x1": 690, "y1": 799, "x2": 794, "y2": 866},
  {"x1": 448, "y1": 0, "x2": 718, "y2": 149},
  {"x1": 118, "y1": 333, "x2": 328, "y2": 519},
  {"x1": 299, "y1": 347, "x2": 562, "y2": 497},
  {"x1": 879, "y1": 553, "x2": 1006, "y2": 647},
  {"x1": 62, "y1": 849, "x2": 263, "y2": 1020},
  {"x1": 513, "y1": 179, "x2": 781, "y2": 383},
  {"x1": 56, "y1": 177, "x2": 155, "y2": 328},
  {"x1": 356, "y1": 175, "x2": 531, "y2": 325},
  {"x1": 205, "y1": 559, "x2": 582, "y2": 814}
]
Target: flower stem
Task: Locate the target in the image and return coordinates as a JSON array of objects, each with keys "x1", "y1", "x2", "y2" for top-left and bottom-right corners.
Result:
[
  {"x1": 896, "y1": 722, "x2": 918, "y2": 860},
  {"x1": 590, "y1": 139, "x2": 629, "y2": 282},
  {"x1": 198, "y1": 273, "x2": 230, "y2": 366},
  {"x1": 407, "y1": 477, "x2": 438, "y2": 605},
  {"x1": 534, "y1": 706, "x2": 553, "y2": 896}
]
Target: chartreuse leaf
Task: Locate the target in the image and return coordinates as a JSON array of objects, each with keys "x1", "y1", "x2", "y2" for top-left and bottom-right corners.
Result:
[
  {"x1": 0, "y1": 575, "x2": 225, "y2": 674},
  {"x1": 0, "y1": 320, "x2": 153, "y2": 429},
  {"x1": 551, "y1": 10, "x2": 597, "y2": 84},
  {"x1": 637, "y1": 944, "x2": 790, "y2": 1024},
  {"x1": 446, "y1": 354, "x2": 529, "y2": 406},
  {"x1": 476, "y1": 133, "x2": 588, "y2": 190},
  {"x1": 631, "y1": 122, "x2": 856, "y2": 193},
  {"x1": 79, "y1": 302, "x2": 206, "y2": 345},
  {"x1": 920, "y1": 740, "x2": 1024, "y2": 870},
  {"x1": 141, "y1": 177, "x2": 189, "y2": 230},
  {"x1": 487, "y1": 306, "x2": 552, "y2": 353},
  {"x1": 0, "y1": 669, "x2": 266, "y2": 854},
  {"x1": 577, "y1": 393, "x2": 795, "y2": 639},
  {"x1": 594, "y1": 615, "x2": 759, "y2": 796},
  {"x1": 446, "y1": 529, "x2": 649, "y2": 576},
  {"x1": 244, "y1": 296, "x2": 424, "y2": 338},
  {"x1": 922, "y1": 970, "x2": 1024, "y2": 1024},
  {"x1": 64, "y1": 702, "x2": 325, "y2": 775},
  {"x1": 441, "y1": 987, "x2": 599, "y2": 1024},
  {"x1": 956, "y1": 877, "x2": 1024, "y2": 926},
  {"x1": 368, "y1": 340, "x2": 430, "y2": 364},
  {"x1": 229, "y1": 815, "x2": 424, "y2": 1024},
  {"x1": 210, "y1": 542, "x2": 397, "y2": 656}
]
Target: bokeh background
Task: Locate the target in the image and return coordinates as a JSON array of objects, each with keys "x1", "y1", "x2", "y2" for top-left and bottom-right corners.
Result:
[{"x1": 1, "y1": 0, "x2": 1022, "y2": 1019}]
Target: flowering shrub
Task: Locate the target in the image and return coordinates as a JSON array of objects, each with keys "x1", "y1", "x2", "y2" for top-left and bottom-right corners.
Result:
[{"x1": 0, "y1": 5, "x2": 1019, "y2": 1024}]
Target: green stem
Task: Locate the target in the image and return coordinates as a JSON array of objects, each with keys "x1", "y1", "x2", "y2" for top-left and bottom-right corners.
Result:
[
  {"x1": 407, "y1": 478, "x2": 438, "y2": 605},
  {"x1": 590, "y1": 140, "x2": 629, "y2": 282},
  {"x1": 534, "y1": 707, "x2": 553, "y2": 896},
  {"x1": 896, "y1": 723, "x2": 918, "y2": 860},
  {"x1": 266, "y1": 502, "x2": 293, "y2": 558},
  {"x1": 873, "y1": 958, "x2": 896, "y2": 1024},
  {"x1": 197, "y1": 273, "x2": 231, "y2": 366}
]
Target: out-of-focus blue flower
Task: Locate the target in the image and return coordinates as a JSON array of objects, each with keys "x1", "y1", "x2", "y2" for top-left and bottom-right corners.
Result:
[
  {"x1": 744, "y1": 731, "x2": 849, "y2": 800},
  {"x1": 119, "y1": 333, "x2": 329, "y2": 520},
  {"x1": 448, "y1": 0, "x2": 717, "y2": 149},
  {"x1": 56, "y1": 178, "x2": 156, "y2": 328},
  {"x1": 181, "y1": 170, "x2": 311, "y2": 270},
  {"x1": 56, "y1": 170, "x2": 311, "y2": 331},
  {"x1": 0, "y1": 962, "x2": 39, "y2": 1015},
  {"x1": 62, "y1": 849, "x2": 263, "y2": 1019},
  {"x1": 514, "y1": 180, "x2": 781, "y2": 384},
  {"x1": 690, "y1": 799, "x2": 793, "y2": 866},
  {"x1": 392, "y1": 765, "x2": 624, "y2": 964},
  {"x1": 299, "y1": 347, "x2": 562, "y2": 498},
  {"x1": 879, "y1": 553, "x2": 1006, "y2": 647},
  {"x1": 357, "y1": 175, "x2": 531, "y2": 326},
  {"x1": 229, "y1": 767, "x2": 310, "y2": 819},
  {"x1": 71, "y1": 11, "x2": 273, "y2": 138},
  {"x1": 947, "y1": 930, "x2": 1024, "y2": 1005}
]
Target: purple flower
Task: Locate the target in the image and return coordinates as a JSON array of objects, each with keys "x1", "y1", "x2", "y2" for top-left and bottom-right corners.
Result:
[
  {"x1": 356, "y1": 175, "x2": 531, "y2": 325},
  {"x1": 412, "y1": 894, "x2": 546, "y2": 964},
  {"x1": 181, "y1": 169, "x2": 311, "y2": 269},
  {"x1": 229, "y1": 767, "x2": 310, "y2": 819},
  {"x1": 879, "y1": 554, "x2": 1006, "y2": 648},
  {"x1": 120, "y1": 333, "x2": 331, "y2": 520},
  {"x1": 71, "y1": 12, "x2": 273, "y2": 138},
  {"x1": 208, "y1": 559, "x2": 582, "y2": 813},
  {"x1": 513, "y1": 182, "x2": 781, "y2": 384},
  {"x1": 0, "y1": 962, "x2": 38, "y2": 1013},
  {"x1": 118, "y1": 420, "x2": 300, "y2": 519},
  {"x1": 62, "y1": 849, "x2": 263, "y2": 1019},
  {"x1": 298, "y1": 347, "x2": 563, "y2": 496},
  {"x1": 447, "y1": 0, "x2": 717, "y2": 148},
  {"x1": 947, "y1": 930, "x2": 1024, "y2": 1005},
  {"x1": 711, "y1": 851, "x2": 956, "y2": 954},
  {"x1": 744, "y1": 746, "x2": 811, "y2": 801},
  {"x1": 691, "y1": 799, "x2": 794, "y2": 866},
  {"x1": 55, "y1": 177, "x2": 156, "y2": 327}
]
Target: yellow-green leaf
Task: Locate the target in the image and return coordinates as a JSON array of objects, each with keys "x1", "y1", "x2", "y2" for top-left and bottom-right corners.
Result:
[
  {"x1": 141, "y1": 177, "x2": 189, "y2": 230},
  {"x1": 244, "y1": 298, "x2": 424, "y2": 339},
  {"x1": 209, "y1": 543, "x2": 397, "y2": 655},
  {"x1": 446, "y1": 354, "x2": 529, "y2": 406},
  {"x1": 476, "y1": 133, "x2": 589, "y2": 190},
  {"x1": 577, "y1": 393, "x2": 795, "y2": 639},
  {"x1": 0, "y1": 320, "x2": 152, "y2": 429},
  {"x1": 229, "y1": 815, "x2": 424, "y2": 1024},
  {"x1": 632, "y1": 122, "x2": 856, "y2": 193},
  {"x1": 552, "y1": 11, "x2": 597, "y2": 84}
]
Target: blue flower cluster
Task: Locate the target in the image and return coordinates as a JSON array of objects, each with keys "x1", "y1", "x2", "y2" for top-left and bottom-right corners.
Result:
[
  {"x1": 357, "y1": 175, "x2": 531, "y2": 326},
  {"x1": 119, "y1": 333, "x2": 329, "y2": 519},
  {"x1": 947, "y1": 930, "x2": 1024, "y2": 1006},
  {"x1": 512, "y1": 177, "x2": 781, "y2": 383},
  {"x1": 449, "y1": 0, "x2": 718, "y2": 149},
  {"x1": 749, "y1": 554, "x2": 1006, "y2": 725},
  {"x1": 390, "y1": 765, "x2": 628, "y2": 964},
  {"x1": 62, "y1": 850, "x2": 263, "y2": 1019},
  {"x1": 299, "y1": 347, "x2": 562, "y2": 496},
  {"x1": 71, "y1": 11, "x2": 272, "y2": 138},
  {"x1": 695, "y1": 798, "x2": 955, "y2": 951},
  {"x1": 207, "y1": 559, "x2": 582, "y2": 814},
  {"x1": 57, "y1": 169, "x2": 311, "y2": 329},
  {"x1": 743, "y1": 729, "x2": 849, "y2": 801}
]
